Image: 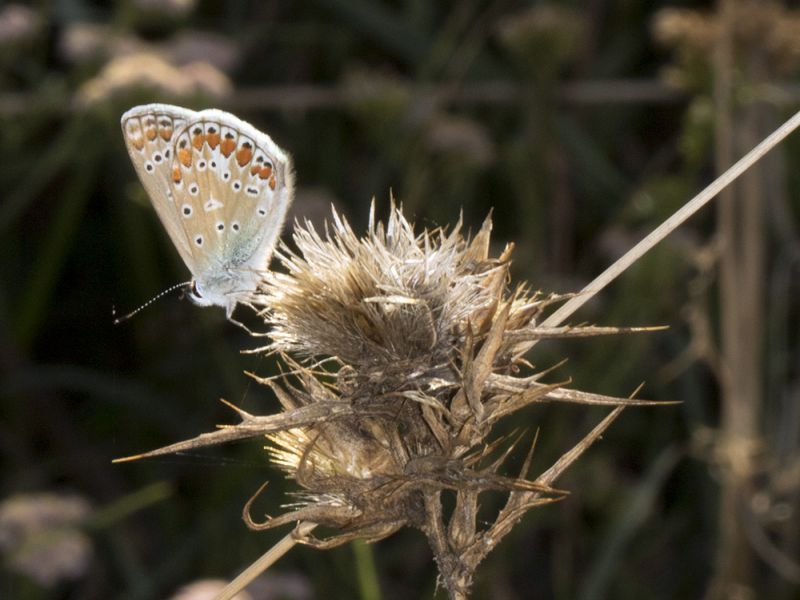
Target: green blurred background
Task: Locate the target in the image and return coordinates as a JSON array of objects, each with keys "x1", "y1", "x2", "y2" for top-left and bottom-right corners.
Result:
[{"x1": 1, "y1": 1, "x2": 799, "y2": 598}]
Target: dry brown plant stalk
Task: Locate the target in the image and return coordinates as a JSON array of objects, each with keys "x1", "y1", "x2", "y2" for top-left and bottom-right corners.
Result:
[{"x1": 116, "y1": 109, "x2": 800, "y2": 600}]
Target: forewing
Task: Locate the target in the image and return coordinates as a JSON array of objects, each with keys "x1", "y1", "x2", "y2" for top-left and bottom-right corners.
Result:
[
  {"x1": 168, "y1": 109, "x2": 294, "y2": 276},
  {"x1": 121, "y1": 104, "x2": 198, "y2": 269}
]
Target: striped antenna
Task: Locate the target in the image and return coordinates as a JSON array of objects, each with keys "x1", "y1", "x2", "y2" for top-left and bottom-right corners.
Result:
[{"x1": 113, "y1": 281, "x2": 192, "y2": 324}]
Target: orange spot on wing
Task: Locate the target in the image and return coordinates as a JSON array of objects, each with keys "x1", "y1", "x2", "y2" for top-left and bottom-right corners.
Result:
[
  {"x1": 258, "y1": 165, "x2": 273, "y2": 180},
  {"x1": 220, "y1": 138, "x2": 236, "y2": 157},
  {"x1": 192, "y1": 134, "x2": 204, "y2": 150},
  {"x1": 250, "y1": 165, "x2": 260, "y2": 176},
  {"x1": 206, "y1": 133, "x2": 220, "y2": 149},
  {"x1": 131, "y1": 137, "x2": 144, "y2": 150},
  {"x1": 178, "y1": 148, "x2": 192, "y2": 168},
  {"x1": 160, "y1": 128, "x2": 173, "y2": 141},
  {"x1": 268, "y1": 175, "x2": 276, "y2": 190},
  {"x1": 236, "y1": 147, "x2": 253, "y2": 167},
  {"x1": 172, "y1": 165, "x2": 182, "y2": 183},
  {"x1": 145, "y1": 128, "x2": 157, "y2": 141}
]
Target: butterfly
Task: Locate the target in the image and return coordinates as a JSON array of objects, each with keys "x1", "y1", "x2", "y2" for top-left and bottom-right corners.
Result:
[{"x1": 120, "y1": 104, "x2": 294, "y2": 320}]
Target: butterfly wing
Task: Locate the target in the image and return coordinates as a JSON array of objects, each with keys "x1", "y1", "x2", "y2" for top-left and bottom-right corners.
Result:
[
  {"x1": 168, "y1": 110, "x2": 294, "y2": 295},
  {"x1": 121, "y1": 104, "x2": 199, "y2": 270}
]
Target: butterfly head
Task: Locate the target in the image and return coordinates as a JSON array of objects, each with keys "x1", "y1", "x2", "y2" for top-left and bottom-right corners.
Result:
[
  {"x1": 187, "y1": 280, "x2": 214, "y2": 307},
  {"x1": 188, "y1": 269, "x2": 259, "y2": 318}
]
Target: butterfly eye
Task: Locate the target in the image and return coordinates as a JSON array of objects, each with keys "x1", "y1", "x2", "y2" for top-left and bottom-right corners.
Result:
[{"x1": 190, "y1": 281, "x2": 203, "y2": 300}]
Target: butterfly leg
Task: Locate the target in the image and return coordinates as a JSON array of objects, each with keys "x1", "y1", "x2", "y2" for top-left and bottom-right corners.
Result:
[{"x1": 225, "y1": 305, "x2": 272, "y2": 337}]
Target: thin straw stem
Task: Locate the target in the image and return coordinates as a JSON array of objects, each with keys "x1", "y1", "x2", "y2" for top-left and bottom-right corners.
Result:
[
  {"x1": 541, "y1": 108, "x2": 800, "y2": 330},
  {"x1": 214, "y1": 522, "x2": 317, "y2": 600}
]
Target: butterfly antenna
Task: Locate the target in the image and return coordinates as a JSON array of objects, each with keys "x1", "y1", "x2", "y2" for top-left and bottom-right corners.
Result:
[{"x1": 113, "y1": 281, "x2": 192, "y2": 325}]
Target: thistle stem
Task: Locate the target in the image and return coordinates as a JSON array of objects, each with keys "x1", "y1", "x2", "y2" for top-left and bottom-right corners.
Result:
[{"x1": 352, "y1": 539, "x2": 382, "y2": 600}]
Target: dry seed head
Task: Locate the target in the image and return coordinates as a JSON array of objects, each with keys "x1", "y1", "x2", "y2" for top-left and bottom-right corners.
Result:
[
  {"x1": 122, "y1": 202, "x2": 660, "y2": 599},
  {"x1": 262, "y1": 203, "x2": 504, "y2": 375},
  {"x1": 653, "y1": 2, "x2": 800, "y2": 80},
  {"x1": 235, "y1": 203, "x2": 651, "y2": 600}
]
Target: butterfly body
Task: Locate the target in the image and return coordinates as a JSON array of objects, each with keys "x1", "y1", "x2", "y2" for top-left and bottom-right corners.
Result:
[{"x1": 121, "y1": 104, "x2": 294, "y2": 318}]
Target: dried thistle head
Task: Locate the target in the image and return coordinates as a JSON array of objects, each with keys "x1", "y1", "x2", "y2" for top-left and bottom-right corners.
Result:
[
  {"x1": 496, "y1": 5, "x2": 584, "y2": 77},
  {"x1": 240, "y1": 203, "x2": 654, "y2": 598},
  {"x1": 653, "y1": 1, "x2": 800, "y2": 90},
  {"x1": 118, "y1": 202, "x2": 660, "y2": 598},
  {"x1": 263, "y1": 205, "x2": 503, "y2": 378}
]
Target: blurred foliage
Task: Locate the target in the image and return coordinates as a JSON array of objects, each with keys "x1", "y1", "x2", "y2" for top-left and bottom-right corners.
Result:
[{"x1": 0, "y1": 1, "x2": 798, "y2": 599}]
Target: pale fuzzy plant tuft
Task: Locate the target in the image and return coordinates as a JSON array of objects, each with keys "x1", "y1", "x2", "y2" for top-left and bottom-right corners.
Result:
[{"x1": 263, "y1": 205, "x2": 501, "y2": 368}]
